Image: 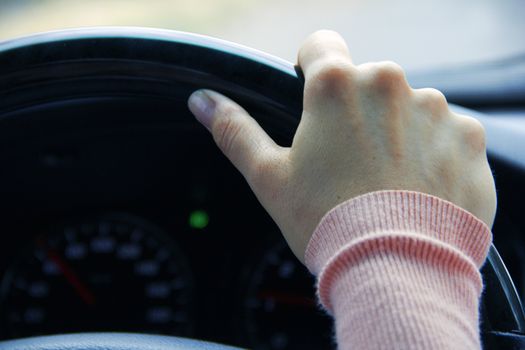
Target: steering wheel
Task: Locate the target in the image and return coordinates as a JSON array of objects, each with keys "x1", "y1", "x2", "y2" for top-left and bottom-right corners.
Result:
[{"x1": 0, "y1": 27, "x2": 524, "y2": 350}]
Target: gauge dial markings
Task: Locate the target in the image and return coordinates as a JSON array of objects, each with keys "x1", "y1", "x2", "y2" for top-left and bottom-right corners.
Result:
[{"x1": 0, "y1": 215, "x2": 194, "y2": 339}]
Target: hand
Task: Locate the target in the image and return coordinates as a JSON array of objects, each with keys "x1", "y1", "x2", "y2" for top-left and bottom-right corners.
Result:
[{"x1": 187, "y1": 30, "x2": 497, "y2": 263}]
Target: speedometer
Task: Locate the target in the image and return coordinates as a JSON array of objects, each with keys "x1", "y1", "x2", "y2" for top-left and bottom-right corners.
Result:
[{"x1": 0, "y1": 215, "x2": 194, "y2": 339}]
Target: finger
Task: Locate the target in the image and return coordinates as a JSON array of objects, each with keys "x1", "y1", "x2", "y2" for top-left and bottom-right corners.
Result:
[
  {"x1": 188, "y1": 89, "x2": 285, "y2": 186},
  {"x1": 357, "y1": 61, "x2": 411, "y2": 97},
  {"x1": 412, "y1": 87, "x2": 449, "y2": 114},
  {"x1": 297, "y1": 30, "x2": 354, "y2": 81},
  {"x1": 297, "y1": 30, "x2": 357, "y2": 115},
  {"x1": 452, "y1": 113, "x2": 487, "y2": 155}
]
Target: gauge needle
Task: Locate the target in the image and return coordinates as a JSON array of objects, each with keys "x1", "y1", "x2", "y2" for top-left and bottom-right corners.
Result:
[
  {"x1": 45, "y1": 247, "x2": 97, "y2": 306},
  {"x1": 257, "y1": 290, "x2": 316, "y2": 308}
]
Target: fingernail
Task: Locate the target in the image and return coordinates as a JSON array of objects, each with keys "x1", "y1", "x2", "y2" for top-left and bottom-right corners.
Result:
[{"x1": 188, "y1": 90, "x2": 216, "y2": 131}]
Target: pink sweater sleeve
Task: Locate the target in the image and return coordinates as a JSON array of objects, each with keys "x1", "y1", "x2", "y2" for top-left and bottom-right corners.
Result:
[{"x1": 304, "y1": 191, "x2": 492, "y2": 350}]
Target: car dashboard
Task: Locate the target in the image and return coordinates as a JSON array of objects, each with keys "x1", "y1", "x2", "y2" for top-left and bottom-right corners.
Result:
[
  {"x1": 0, "y1": 98, "x2": 333, "y2": 349},
  {"x1": 0, "y1": 28, "x2": 524, "y2": 350}
]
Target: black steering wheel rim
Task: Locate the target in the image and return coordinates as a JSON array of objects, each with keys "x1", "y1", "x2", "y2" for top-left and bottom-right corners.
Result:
[
  {"x1": 0, "y1": 27, "x2": 523, "y2": 350},
  {"x1": 0, "y1": 27, "x2": 302, "y2": 146}
]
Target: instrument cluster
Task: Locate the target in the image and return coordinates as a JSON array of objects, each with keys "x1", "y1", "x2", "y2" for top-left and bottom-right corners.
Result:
[{"x1": 0, "y1": 207, "x2": 332, "y2": 350}]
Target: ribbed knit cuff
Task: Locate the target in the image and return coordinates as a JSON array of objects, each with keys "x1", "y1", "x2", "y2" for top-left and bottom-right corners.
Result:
[{"x1": 305, "y1": 191, "x2": 492, "y2": 276}]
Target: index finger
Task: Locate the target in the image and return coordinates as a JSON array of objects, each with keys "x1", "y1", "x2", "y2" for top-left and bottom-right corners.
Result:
[
  {"x1": 297, "y1": 30, "x2": 354, "y2": 80},
  {"x1": 297, "y1": 30, "x2": 357, "y2": 117}
]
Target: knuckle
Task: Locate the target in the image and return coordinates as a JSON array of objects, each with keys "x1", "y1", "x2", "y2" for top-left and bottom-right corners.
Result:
[
  {"x1": 365, "y1": 61, "x2": 407, "y2": 93},
  {"x1": 416, "y1": 88, "x2": 449, "y2": 113},
  {"x1": 458, "y1": 116, "x2": 486, "y2": 152},
  {"x1": 309, "y1": 59, "x2": 355, "y2": 92}
]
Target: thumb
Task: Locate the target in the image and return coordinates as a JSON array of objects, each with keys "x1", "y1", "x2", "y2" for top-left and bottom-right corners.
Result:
[{"x1": 188, "y1": 89, "x2": 284, "y2": 184}]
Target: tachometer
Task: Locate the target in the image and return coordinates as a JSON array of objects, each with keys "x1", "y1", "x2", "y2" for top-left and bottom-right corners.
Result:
[
  {"x1": 0, "y1": 215, "x2": 193, "y2": 339},
  {"x1": 244, "y1": 242, "x2": 333, "y2": 350}
]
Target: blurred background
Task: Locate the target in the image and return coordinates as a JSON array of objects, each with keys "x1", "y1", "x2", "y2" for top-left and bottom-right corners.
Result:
[{"x1": 0, "y1": 0, "x2": 524, "y2": 71}]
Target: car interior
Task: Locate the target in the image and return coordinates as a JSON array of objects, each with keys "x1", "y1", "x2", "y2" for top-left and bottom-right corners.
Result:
[{"x1": 0, "y1": 24, "x2": 524, "y2": 350}]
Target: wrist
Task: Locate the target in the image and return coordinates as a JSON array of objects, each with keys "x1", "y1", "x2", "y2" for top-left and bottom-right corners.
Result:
[{"x1": 304, "y1": 190, "x2": 492, "y2": 275}]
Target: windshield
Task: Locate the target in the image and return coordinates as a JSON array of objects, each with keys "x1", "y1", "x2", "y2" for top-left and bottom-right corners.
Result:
[{"x1": 0, "y1": 0, "x2": 524, "y2": 70}]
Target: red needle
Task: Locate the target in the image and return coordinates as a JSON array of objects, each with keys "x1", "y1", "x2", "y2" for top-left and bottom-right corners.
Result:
[
  {"x1": 257, "y1": 290, "x2": 316, "y2": 308},
  {"x1": 42, "y1": 245, "x2": 97, "y2": 306}
]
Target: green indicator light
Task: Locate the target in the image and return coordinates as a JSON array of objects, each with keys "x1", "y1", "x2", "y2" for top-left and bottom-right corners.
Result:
[{"x1": 189, "y1": 210, "x2": 209, "y2": 229}]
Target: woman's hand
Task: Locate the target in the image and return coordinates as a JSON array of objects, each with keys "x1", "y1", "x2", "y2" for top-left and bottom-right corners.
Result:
[{"x1": 188, "y1": 30, "x2": 496, "y2": 263}]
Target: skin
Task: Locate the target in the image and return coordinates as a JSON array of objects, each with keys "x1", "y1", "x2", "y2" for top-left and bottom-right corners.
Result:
[{"x1": 188, "y1": 30, "x2": 497, "y2": 263}]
